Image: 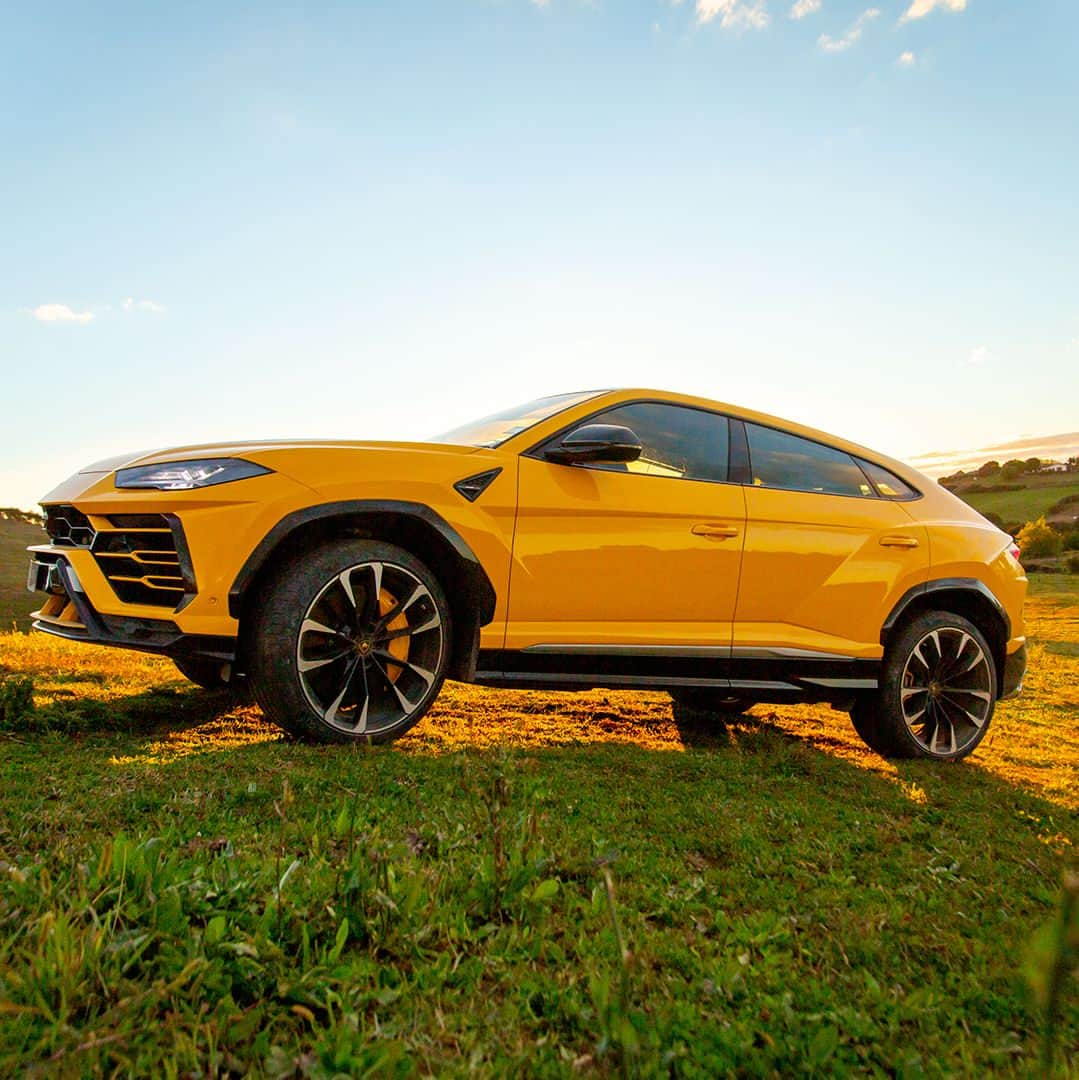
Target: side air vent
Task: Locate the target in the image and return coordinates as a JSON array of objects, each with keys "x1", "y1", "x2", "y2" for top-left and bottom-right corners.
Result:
[
  {"x1": 454, "y1": 467, "x2": 503, "y2": 503},
  {"x1": 42, "y1": 506, "x2": 197, "y2": 611},
  {"x1": 92, "y1": 514, "x2": 194, "y2": 609}
]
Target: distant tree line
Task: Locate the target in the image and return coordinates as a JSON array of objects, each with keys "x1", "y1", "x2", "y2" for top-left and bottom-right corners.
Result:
[{"x1": 943, "y1": 456, "x2": 1078, "y2": 486}]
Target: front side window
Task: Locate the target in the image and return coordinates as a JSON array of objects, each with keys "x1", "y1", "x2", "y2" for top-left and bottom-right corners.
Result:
[
  {"x1": 433, "y1": 390, "x2": 605, "y2": 449},
  {"x1": 566, "y1": 402, "x2": 730, "y2": 482},
  {"x1": 746, "y1": 423, "x2": 873, "y2": 498}
]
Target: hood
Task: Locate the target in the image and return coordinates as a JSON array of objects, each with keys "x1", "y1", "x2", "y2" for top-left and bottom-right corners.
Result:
[{"x1": 81, "y1": 439, "x2": 483, "y2": 471}]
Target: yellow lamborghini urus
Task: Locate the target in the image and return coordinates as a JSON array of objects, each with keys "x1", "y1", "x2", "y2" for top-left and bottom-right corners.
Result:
[{"x1": 28, "y1": 389, "x2": 1027, "y2": 761}]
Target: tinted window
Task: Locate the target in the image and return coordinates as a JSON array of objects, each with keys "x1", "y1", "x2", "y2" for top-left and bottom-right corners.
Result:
[
  {"x1": 858, "y1": 459, "x2": 919, "y2": 499},
  {"x1": 571, "y1": 403, "x2": 730, "y2": 482},
  {"x1": 746, "y1": 423, "x2": 874, "y2": 497}
]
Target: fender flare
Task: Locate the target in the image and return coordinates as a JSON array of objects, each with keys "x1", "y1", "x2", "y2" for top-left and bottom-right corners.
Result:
[
  {"x1": 880, "y1": 577, "x2": 1011, "y2": 643},
  {"x1": 227, "y1": 499, "x2": 497, "y2": 626}
]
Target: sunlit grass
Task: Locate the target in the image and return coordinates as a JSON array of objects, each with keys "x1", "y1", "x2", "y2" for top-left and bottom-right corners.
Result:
[
  {"x1": 0, "y1": 579, "x2": 1075, "y2": 1074},
  {"x1": 3, "y1": 587, "x2": 1074, "y2": 808}
]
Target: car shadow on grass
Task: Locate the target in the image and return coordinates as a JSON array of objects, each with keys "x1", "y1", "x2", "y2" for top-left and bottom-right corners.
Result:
[{"x1": 6, "y1": 680, "x2": 1077, "y2": 853}]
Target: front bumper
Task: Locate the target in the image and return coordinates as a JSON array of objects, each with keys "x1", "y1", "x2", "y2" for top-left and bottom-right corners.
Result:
[
  {"x1": 1000, "y1": 642, "x2": 1027, "y2": 700},
  {"x1": 27, "y1": 552, "x2": 235, "y2": 664}
]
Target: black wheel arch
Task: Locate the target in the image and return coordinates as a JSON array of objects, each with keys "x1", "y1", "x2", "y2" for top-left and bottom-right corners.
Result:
[
  {"x1": 229, "y1": 500, "x2": 497, "y2": 682},
  {"x1": 881, "y1": 578, "x2": 1010, "y2": 695}
]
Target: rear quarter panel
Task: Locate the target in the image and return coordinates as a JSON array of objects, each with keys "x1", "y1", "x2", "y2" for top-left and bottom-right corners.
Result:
[
  {"x1": 736, "y1": 488, "x2": 930, "y2": 657},
  {"x1": 909, "y1": 481, "x2": 1027, "y2": 647}
]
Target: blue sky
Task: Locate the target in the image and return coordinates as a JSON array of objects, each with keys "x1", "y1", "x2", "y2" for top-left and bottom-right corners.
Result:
[{"x1": 2, "y1": 0, "x2": 1076, "y2": 508}]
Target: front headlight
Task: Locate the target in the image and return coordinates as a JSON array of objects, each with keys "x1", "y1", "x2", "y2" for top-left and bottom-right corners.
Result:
[{"x1": 115, "y1": 458, "x2": 273, "y2": 491}]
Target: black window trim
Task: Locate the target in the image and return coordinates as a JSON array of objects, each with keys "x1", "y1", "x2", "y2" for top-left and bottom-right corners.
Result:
[
  {"x1": 742, "y1": 419, "x2": 924, "y2": 502},
  {"x1": 853, "y1": 456, "x2": 923, "y2": 502},
  {"x1": 525, "y1": 400, "x2": 922, "y2": 500},
  {"x1": 523, "y1": 397, "x2": 741, "y2": 488}
]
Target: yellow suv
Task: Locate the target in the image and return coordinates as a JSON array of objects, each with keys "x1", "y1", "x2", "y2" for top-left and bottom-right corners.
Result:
[{"x1": 28, "y1": 389, "x2": 1026, "y2": 760}]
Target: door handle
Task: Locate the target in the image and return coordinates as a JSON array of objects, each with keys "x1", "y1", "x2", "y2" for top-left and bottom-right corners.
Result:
[
  {"x1": 879, "y1": 535, "x2": 920, "y2": 549},
  {"x1": 692, "y1": 523, "x2": 739, "y2": 539}
]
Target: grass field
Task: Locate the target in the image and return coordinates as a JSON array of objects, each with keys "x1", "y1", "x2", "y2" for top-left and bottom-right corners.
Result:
[
  {"x1": 0, "y1": 582, "x2": 1076, "y2": 1075},
  {"x1": 0, "y1": 512, "x2": 43, "y2": 633},
  {"x1": 954, "y1": 476, "x2": 1079, "y2": 527}
]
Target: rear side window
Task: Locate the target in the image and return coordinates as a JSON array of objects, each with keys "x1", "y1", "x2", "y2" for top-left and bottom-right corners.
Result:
[
  {"x1": 579, "y1": 402, "x2": 730, "y2": 482},
  {"x1": 745, "y1": 423, "x2": 874, "y2": 498},
  {"x1": 857, "y1": 459, "x2": 919, "y2": 500}
]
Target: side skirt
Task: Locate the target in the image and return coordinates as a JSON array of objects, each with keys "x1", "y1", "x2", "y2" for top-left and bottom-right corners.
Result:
[{"x1": 473, "y1": 648, "x2": 880, "y2": 703}]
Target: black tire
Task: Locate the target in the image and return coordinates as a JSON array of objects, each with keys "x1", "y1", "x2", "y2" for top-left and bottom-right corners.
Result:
[
  {"x1": 849, "y1": 697, "x2": 902, "y2": 757},
  {"x1": 670, "y1": 689, "x2": 754, "y2": 733},
  {"x1": 850, "y1": 611, "x2": 997, "y2": 761},
  {"x1": 173, "y1": 656, "x2": 230, "y2": 690},
  {"x1": 249, "y1": 540, "x2": 452, "y2": 744}
]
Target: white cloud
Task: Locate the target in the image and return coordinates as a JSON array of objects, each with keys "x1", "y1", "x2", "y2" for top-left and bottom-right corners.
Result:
[
  {"x1": 122, "y1": 297, "x2": 166, "y2": 313},
  {"x1": 818, "y1": 7, "x2": 880, "y2": 52},
  {"x1": 32, "y1": 303, "x2": 94, "y2": 325},
  {"x1": 696, "y1": 0, "x2": 770, "y2": 29},
  {"x1": 900, "y1": 0, "x2": 966, "y2": 22},
  {"x1": 790, "y1": 0, "x2": 821, "y2": 19},
  {"x1": 968, "y1": 345, "x2": 991, "y2": 365},
  {"x1": 897, "y1": 50, "x2": 916, "y2": 65}
]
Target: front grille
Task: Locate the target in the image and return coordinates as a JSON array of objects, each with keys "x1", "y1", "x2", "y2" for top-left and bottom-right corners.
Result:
[
  {"x1": 92, "y1": 514, "x2": 187, "y2": 608},
  {"x1": 44, "y1": 505, "x2": 95, "y2": 547}
]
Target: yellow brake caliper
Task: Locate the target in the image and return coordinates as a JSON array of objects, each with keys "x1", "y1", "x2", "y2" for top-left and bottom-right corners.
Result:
[{"x1": 380, "y1": 588, "x2": 410, "y2": 683}]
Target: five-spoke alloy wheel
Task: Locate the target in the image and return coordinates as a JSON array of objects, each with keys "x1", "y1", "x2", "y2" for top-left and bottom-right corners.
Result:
[
  {"x1": 850, "y1": 610, "x2": 997, "y2": 761},
  {"x1": 250, "y1": 541, "x2": 451, "y2": 743}
]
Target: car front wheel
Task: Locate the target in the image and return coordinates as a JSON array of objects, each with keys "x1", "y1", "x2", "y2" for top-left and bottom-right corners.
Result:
[
  {"x1": 250, "y1": 540, "x2": 451, "y2": 744},
  {"x1": 851, "y1": 611, "x2": 997, "y2": 761}
]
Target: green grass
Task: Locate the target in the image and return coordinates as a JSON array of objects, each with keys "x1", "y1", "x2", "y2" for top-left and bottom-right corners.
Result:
[
  {"x1": 957, "y1": 478, "x2": 1079, "y2": 527},
  {"x1": 1028, "y1": 573, "x2": 1079, "y2": 600},
  {"x1": 0, "y1": 582, "x2": 1076, "y2": 1076},
  {"x1": 1025, "y1": 574, "x2": 1079, "y2": 659},
  {"x1": 0, "y1": 513, "x2": 43, "y2": 632}
]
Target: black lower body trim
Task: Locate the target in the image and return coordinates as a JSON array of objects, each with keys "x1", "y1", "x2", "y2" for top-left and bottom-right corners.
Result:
[
  {"x1": 474, "y1": 648, "x2": 880, "y2": 703},
  {"x1": 30, "y1": 555, "x2": 235, "y2": 664}
]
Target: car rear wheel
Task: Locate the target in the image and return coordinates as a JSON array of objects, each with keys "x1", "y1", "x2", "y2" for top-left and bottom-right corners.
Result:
[
  {"x1": 249, "y1": 540, "x2": 451, "y2": 744},
  {"x1": 850, "y1": 611, "x2": 997, "y2": 761},
  {"x1": 172, "y1": 656, "x2": 230, "y2": 690}
]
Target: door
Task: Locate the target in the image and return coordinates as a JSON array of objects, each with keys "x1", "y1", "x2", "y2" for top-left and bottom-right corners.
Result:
[
  {"x1": 735, "y1": 422, "x2": 930, "y2": 658},
  {"x1": 505, "y1": 402, "x2": 746, "y2": 651}
]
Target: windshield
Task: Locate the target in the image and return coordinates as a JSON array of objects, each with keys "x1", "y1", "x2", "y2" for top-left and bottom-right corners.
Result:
[{"x1": 432, "y1": 390, "x2": 606, "y2": 449}]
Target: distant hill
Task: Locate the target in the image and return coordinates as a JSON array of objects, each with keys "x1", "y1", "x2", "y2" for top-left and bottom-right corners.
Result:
[
  {"x1": 1, "y1": 507, "x2": 43, "y2": 527},
  {"x1": 958, "y1": 479, "x2": 1079, "y2": 532},
  {"x1": 0, "y1": 509, "x2": 45, "y2": 631},
  {"x1": 910, "y1": 431, "x2": 1079, "y2": 478},
  {"x1": 941, "y1": 468, "x2": 1079, "y2": 534}
]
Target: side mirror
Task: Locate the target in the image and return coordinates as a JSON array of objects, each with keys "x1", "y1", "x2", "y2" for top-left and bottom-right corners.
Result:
[{"x1": 544, "y1": 424, "x2": 643, "y2": 465}]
